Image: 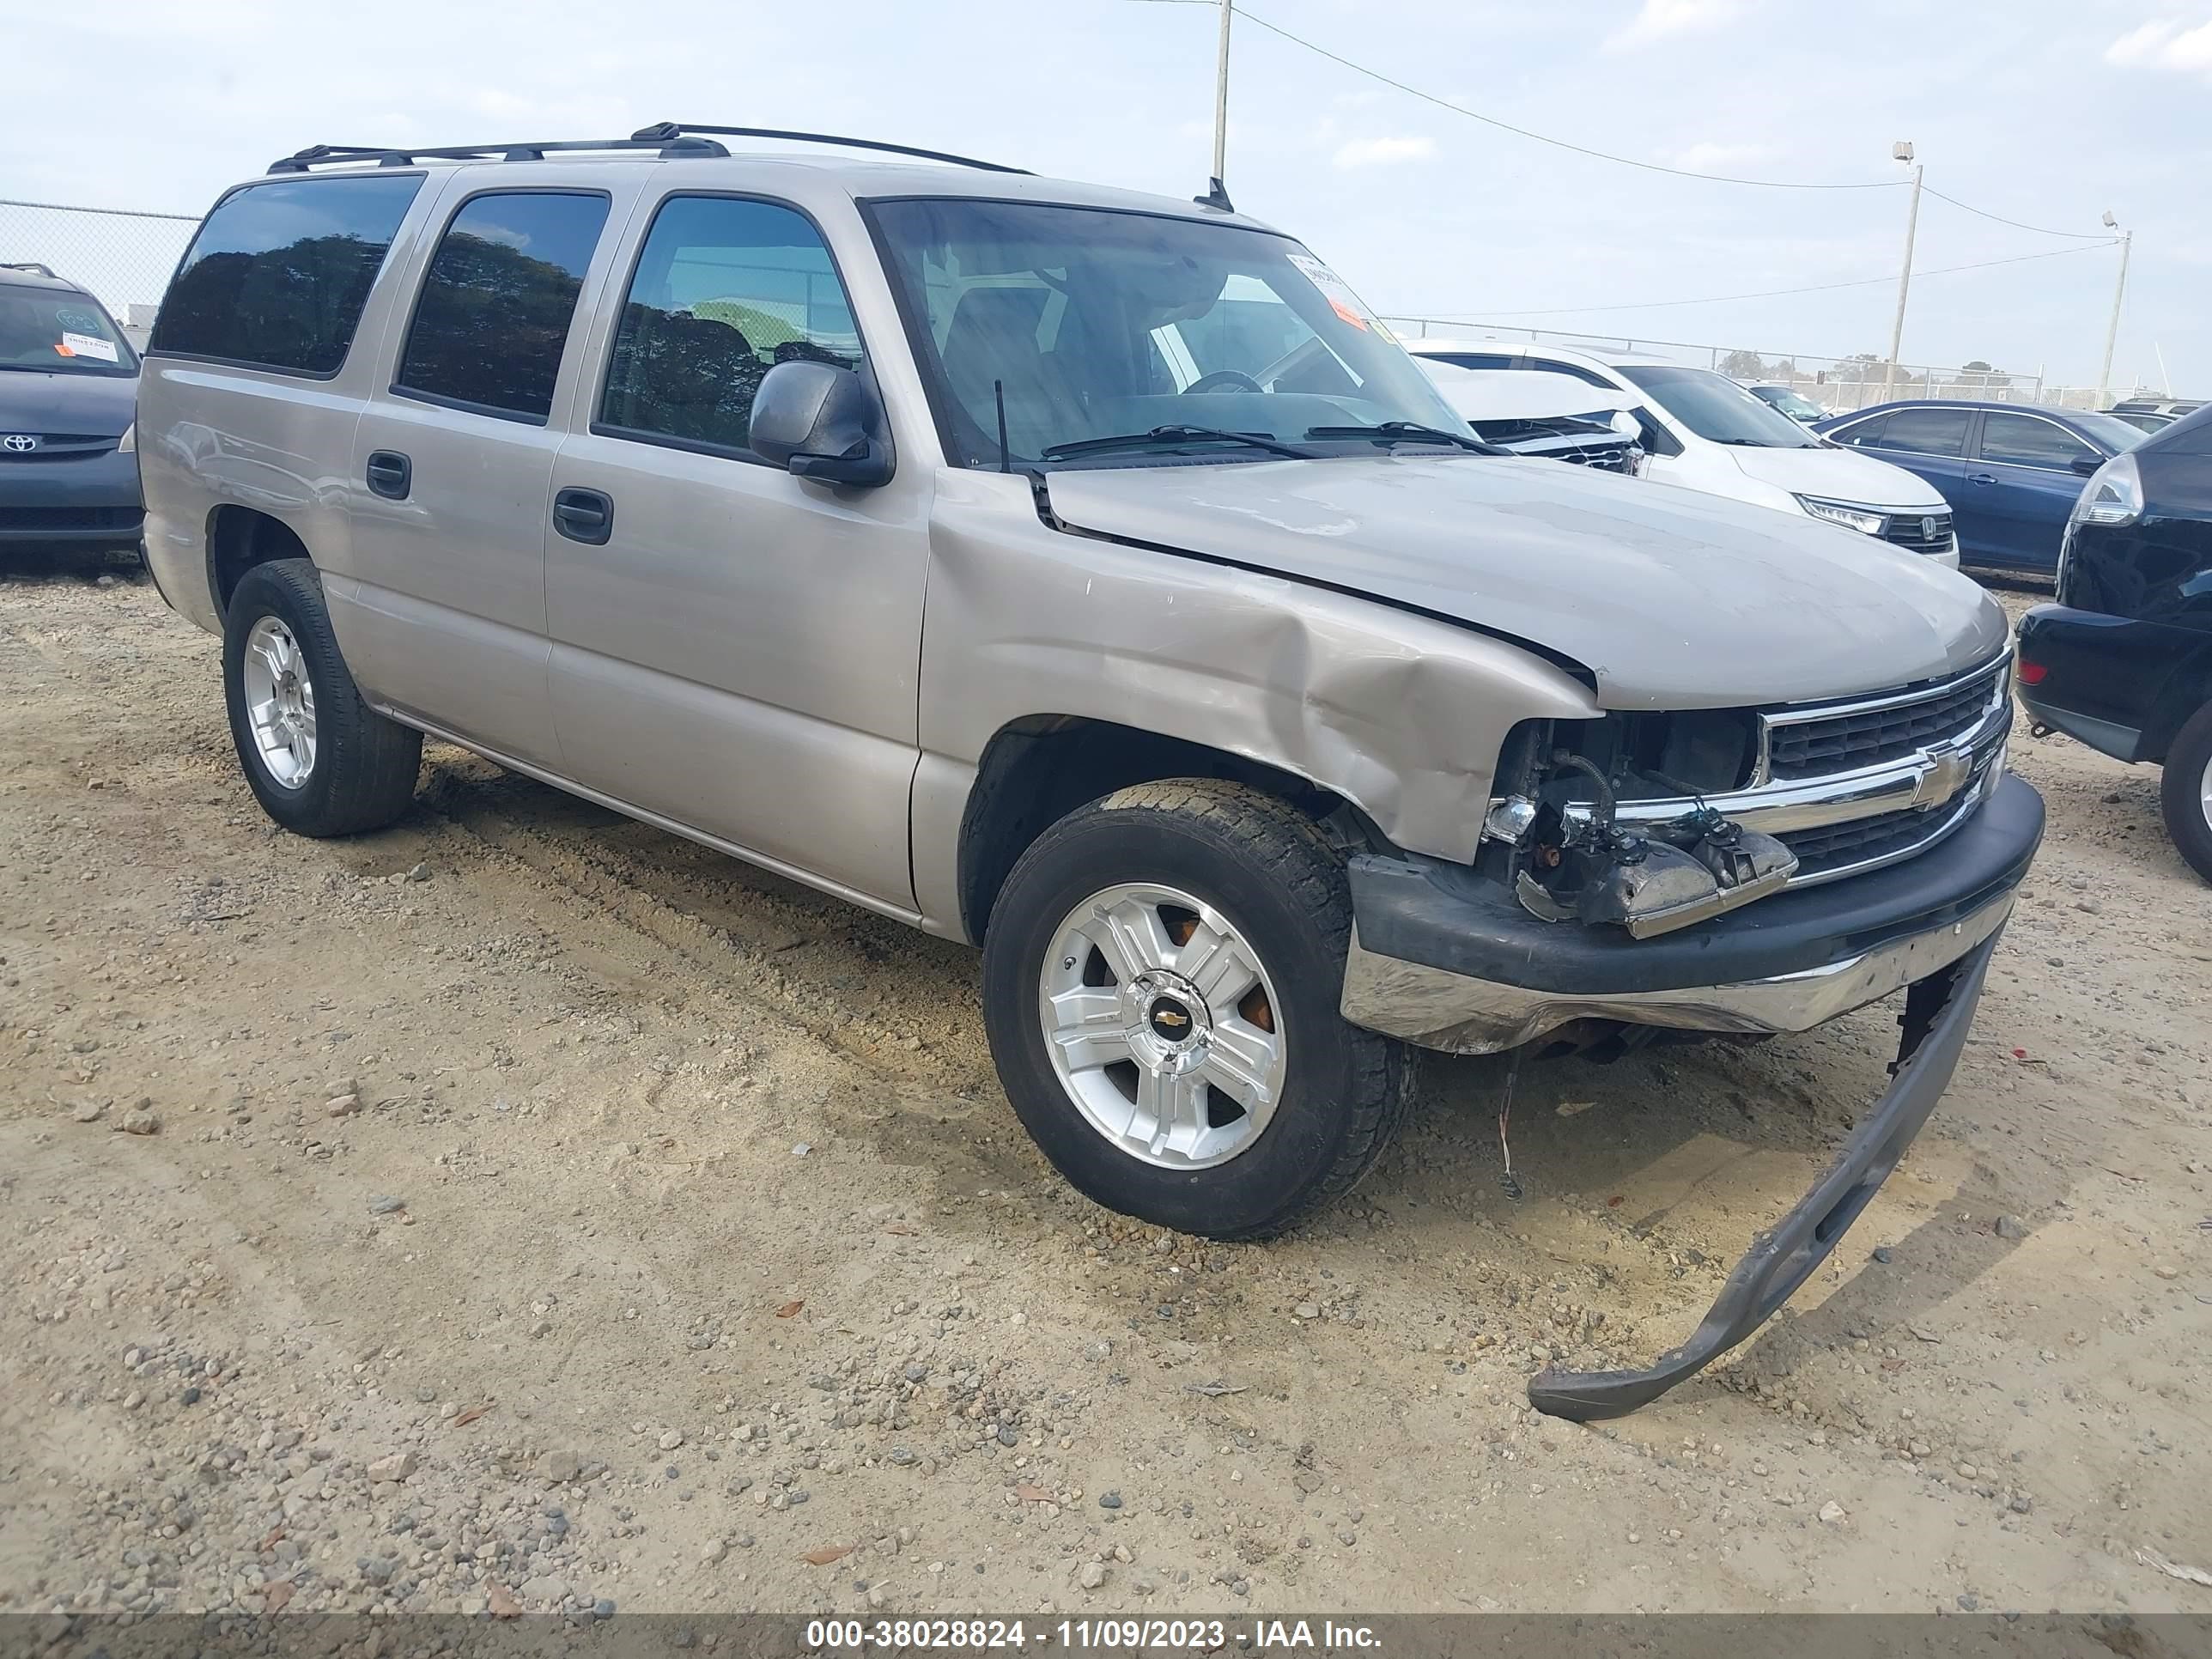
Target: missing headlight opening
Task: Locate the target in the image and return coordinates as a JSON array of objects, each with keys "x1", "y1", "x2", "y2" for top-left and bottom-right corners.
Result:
[{"x1": 1503, "y1": 714, "x2": 1797, "y2": 938}]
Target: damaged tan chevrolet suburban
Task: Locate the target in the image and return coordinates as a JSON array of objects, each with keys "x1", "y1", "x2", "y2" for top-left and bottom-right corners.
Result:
[{"x1": 135, "y1": 125, "x2": 2041, "y2": 1417}]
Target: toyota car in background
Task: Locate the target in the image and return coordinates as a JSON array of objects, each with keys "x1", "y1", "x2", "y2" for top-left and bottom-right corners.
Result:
[
  {"x1": 2017, "y1": 405, "x2": 2212, "y2": 881},
  {"x1": 0, "y1": 263, "x2": 143, "y2": 560},
  {"x1": 1404, "y1": 340, "x2": 1958, "y2": 566},
  {"x1": 1417, "y1": 359, "x2": 1645, "y2": 475},
  {"x1": 1818, "y1": 400, "x2": 2143, "y2": 575}
]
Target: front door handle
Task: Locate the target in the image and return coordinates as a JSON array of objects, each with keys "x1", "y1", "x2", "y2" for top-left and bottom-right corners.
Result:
[
  {"x1": 552, "y1": 486, "x2": 613, "y2": 545},
  {"x1": 365, "y1": 450, "x2": 411, "y2": 500}
]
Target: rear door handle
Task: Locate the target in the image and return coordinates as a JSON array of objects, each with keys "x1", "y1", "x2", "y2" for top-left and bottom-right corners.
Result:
[
  {"x1": 552, "y1": 486, "x2": 613, "y2": 545},
  {"x1": 1968, "y1": 472, "x2": 1997, "y2": 485},
  {"x1": 365, "y1": 450, "x2": 411, "y2": 500}
]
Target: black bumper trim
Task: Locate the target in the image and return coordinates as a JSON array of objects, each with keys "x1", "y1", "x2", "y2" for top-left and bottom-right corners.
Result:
[
  {"x1": 1528, "y1": 928, "x2": 2000, "y2": 1420},
  {"x1": 1349, "y1": 775, "x2": 2041, "y2": 998}
]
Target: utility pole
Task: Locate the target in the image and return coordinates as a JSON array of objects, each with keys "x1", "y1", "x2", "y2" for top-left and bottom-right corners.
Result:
[
  {"x1": 1211, "y1": 0, "x2": 1234, "y2": 186},
  {"x1": 2097, "y1": 211, "x2": 2132, "y2": 407},
  {"x1": 1883, "y1": 142, "x2": 1922, "y2": 401}
]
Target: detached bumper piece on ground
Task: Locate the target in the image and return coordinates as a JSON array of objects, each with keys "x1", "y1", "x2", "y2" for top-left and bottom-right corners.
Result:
[{"x1": 1527, "y1": 930, "x2": 2001, "y2": 1421}]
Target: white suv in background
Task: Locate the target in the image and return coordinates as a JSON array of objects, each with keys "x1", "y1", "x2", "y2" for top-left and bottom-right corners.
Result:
[{"x1": 1406, "y1": 339, "x2": 1959, "y2": 567}]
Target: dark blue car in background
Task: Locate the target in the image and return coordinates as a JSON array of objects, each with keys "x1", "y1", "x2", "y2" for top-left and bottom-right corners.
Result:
[{"x1": 1815, "y1": 400, "x2": 2143, "y2": 574}]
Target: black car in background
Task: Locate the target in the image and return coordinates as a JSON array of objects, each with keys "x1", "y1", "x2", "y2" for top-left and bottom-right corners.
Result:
[
  {"x1": 2017, "y1": 405, "x2": 2212, "y2": 879},
  {"x1": 0, "y1": 263, "x2": 143, "y2": 558}
]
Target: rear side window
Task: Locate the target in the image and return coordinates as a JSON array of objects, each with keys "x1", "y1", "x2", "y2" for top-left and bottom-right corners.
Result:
[
  {"x1": 151, "y1": 175, "x2": 422, "y2": 375},
  {"x1": 1874, "y1": 407, "x2": 1971, "y2": 458},
  {"x1": 597, "y1": 194, "x2": 862, "y2": 457},
  {"x1": 394, "y1": 191, "x2": 611, "y2": 422},
  {"x1": 1978, "y1": 411, "x2": 2094, "y2": 471}
]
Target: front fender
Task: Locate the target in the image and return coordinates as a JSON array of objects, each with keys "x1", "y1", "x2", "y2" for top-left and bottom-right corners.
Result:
[{"x1": 909, "y1": 470, "x2": 1599, "y2": 935}]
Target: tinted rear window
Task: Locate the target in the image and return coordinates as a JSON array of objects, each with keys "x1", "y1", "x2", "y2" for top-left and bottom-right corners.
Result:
[
  {"x1": 1875, "y1": 406, "x2": 1972, "y2": 458},
  {"x1": 395, "y1": 190, "x2": 611, "y2": 421},
  {"x1": 151, "y1": 174, "x2": 422, "y2": 375}
]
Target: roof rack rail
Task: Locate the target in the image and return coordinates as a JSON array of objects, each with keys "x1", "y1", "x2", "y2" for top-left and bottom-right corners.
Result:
[
  {"x1": 2, "y1": 261, "x2": 60, "y2": 278},
  {"x1": 265, "y1": 134, "x2": 729, "y2": 174},
  {"x1": 631, "y1": 122, "x2": 1030, "y2": 175}
]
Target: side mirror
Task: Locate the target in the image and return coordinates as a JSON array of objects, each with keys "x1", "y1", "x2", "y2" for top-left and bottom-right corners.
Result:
[
  {"x1": 2069, "y1": 453, "x2": 2104, "y2": 476},
  {"x1": 749, "y1": 360, "x2": 893, "y2": 487}
]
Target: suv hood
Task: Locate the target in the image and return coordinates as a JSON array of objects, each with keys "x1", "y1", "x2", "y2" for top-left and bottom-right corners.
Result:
[
  {"x1": 1723, "y1": 441, "x2": 1947, "y2": 508},
  {"x1": 0, "y1": 368, "x2": 137, "y2": 436},
  {"x1": 1042, "y1": 454, "x2": 2006, "y2": 709}
]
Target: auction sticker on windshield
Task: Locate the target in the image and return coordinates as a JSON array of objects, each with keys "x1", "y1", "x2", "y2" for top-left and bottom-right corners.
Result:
[
  {"x1": 59, "y1": 331, "x2": 119, "y2": 362},
  {"x1": 1286, "y1": 252, "x2": 1391, "y2": 337}
]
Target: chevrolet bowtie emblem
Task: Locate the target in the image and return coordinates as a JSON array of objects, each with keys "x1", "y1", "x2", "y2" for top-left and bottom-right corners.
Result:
[{"x1": 1918, "y1": 746, "x2": 1973, "y2": 807}]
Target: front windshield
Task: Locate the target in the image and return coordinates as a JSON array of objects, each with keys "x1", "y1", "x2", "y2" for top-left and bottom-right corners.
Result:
[
  {"x1": 867, "y1": 198, "x2": 1468, "y2": 465},
  {"x1": 1620, "y1": 363, "x2": 1816, "y2": 447},
  {"x1": 0, "y1": 284, "x2": 137, "y2": 377},
  {"x1": 1753, "y1": 386, "x2": 1826, "y2": 422}
]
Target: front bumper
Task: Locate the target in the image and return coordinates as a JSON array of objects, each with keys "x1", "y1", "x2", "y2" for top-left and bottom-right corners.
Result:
[
  {"x1": 1340, "y1": 773, "x2": 2043, "y2": 1418},
  {"x1": 1343, "y1": 772, "x2": 2041, "y2": 1053},
  {"x1": 0, "y1": 447, "x2": 143, "y2": 544},
  {"x1": 1528, "y1": 928, "x2": 2002, "y2": 1420}
]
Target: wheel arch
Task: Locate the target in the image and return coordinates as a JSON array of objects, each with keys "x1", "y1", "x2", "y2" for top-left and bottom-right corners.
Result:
[
  {"x1": 206, "y1": 505, "x2": 313, "y2": 618},
  {"x1": 955, "y1": 714, "x2": 1356, "y2": 945},
  {"x1": 2142, "y1": 643, "x2": 2212, "y2": 763}
]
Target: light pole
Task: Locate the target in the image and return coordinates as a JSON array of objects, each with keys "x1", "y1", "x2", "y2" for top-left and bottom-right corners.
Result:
[
  {"x1": 2097, "y1": 210, "x2": 2132, "y2": 408},
  {"x1": 1211, "y1": 0, "x2": 1234, "y2": 188},
  {"x1": 1883, "y1": 141, "x2": 1923, "y2": 400}
]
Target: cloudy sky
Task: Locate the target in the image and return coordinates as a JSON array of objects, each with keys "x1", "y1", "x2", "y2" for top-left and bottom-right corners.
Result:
[{"x1": 5, "y1": 0, "x2": 2207, "y2": 390}]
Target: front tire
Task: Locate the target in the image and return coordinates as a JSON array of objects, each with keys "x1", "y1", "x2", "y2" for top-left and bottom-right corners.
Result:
[
  {"x1": 222, "y1": 558, "x2": 422, "y2": 837},
  {"x1": 2160, "y1": 700, "x2": 2212, "y2": 884},
  {"x1": 981, "y1": 780, "x2": 1411, "y2": 1240}
]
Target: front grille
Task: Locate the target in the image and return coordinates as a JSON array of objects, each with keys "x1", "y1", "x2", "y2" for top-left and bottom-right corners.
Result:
[
  {"x1": 0, "y1": 434, "x2": 118, "y2": 462},
  {"x1": 1765, "y1": 659, "x2": 2004, "y2": 779},
  {"x1": 0, "y1": 505, "x2": 143, "y2": 530},
  {"x1": 1880, "y1": 508, "x2": 1954, "y2": 555},
  {"x1": 1777, "y1": 777, "x2": 1987, "y2": 881}
]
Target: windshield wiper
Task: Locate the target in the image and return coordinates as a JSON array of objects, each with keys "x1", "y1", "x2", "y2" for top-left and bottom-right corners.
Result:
[
  {"x1": 1040, "y1": 425, "x2": 1315, "y2": 461},
  {"x1": 1304, "y1": 421, "x2": 1505, "y2": 454}
]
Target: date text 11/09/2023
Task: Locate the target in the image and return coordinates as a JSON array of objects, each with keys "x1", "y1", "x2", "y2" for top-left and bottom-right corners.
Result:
[{"x1": 805, "y1": 1620, "x2": 1383, "y2": 1651}]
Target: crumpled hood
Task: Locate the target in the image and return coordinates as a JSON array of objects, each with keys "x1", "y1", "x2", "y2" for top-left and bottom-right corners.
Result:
[
  {"x1": 1725, "y1": 441, "x2": 1948, "y2": 508},
  {"x1": 0, "y1": 368, "x2": 137, "y2": 436},
  {"x1": 1042, "y1": 453, "x2": 2008, "y2": 709}
]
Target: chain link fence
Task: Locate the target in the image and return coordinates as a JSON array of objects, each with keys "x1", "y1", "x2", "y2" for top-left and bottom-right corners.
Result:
[
  {"x1": 1, "y1": 198, "x2": 198, "y2": 342},
  {"x1": 1380, "y1": 316, "x2": 2121, "y2": 415}
]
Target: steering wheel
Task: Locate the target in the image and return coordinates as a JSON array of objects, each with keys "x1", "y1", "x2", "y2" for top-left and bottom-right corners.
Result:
[{"x1": 1185, "y1": 369, "x2": 1264, "y2": 395}]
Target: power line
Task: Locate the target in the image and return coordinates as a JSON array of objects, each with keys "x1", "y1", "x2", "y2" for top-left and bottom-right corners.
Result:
[
  {"x1": 1148, "y1": 0, "x2": 2120, "y2": 240},
  {"x1": 1212, "y1": 3, "x2": 1900, "y2": 190},
  {"x1": 1398, "y1": 240, "x2": 2119, "y2": 320},
  {"x1": 1920, "y1": 186, "x2": 2110, "y2": 242}
]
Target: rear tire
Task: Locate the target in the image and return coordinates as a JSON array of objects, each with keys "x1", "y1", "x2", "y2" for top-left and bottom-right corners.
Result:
[
  {"x1": 2159, "y1": 700, "x2": 2212, "y2": 884},
  {"x1": 222, "y1": 558, "x2": 422, "y2": 837},
  {"x1": 981, "y1": 780, "x2": 1412, "y2": 1240}
]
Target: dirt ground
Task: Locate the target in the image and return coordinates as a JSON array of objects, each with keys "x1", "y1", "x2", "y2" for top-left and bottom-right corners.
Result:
[{"x1": 3, "y1": 558, "x2": 2209, "y2": 1621}]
